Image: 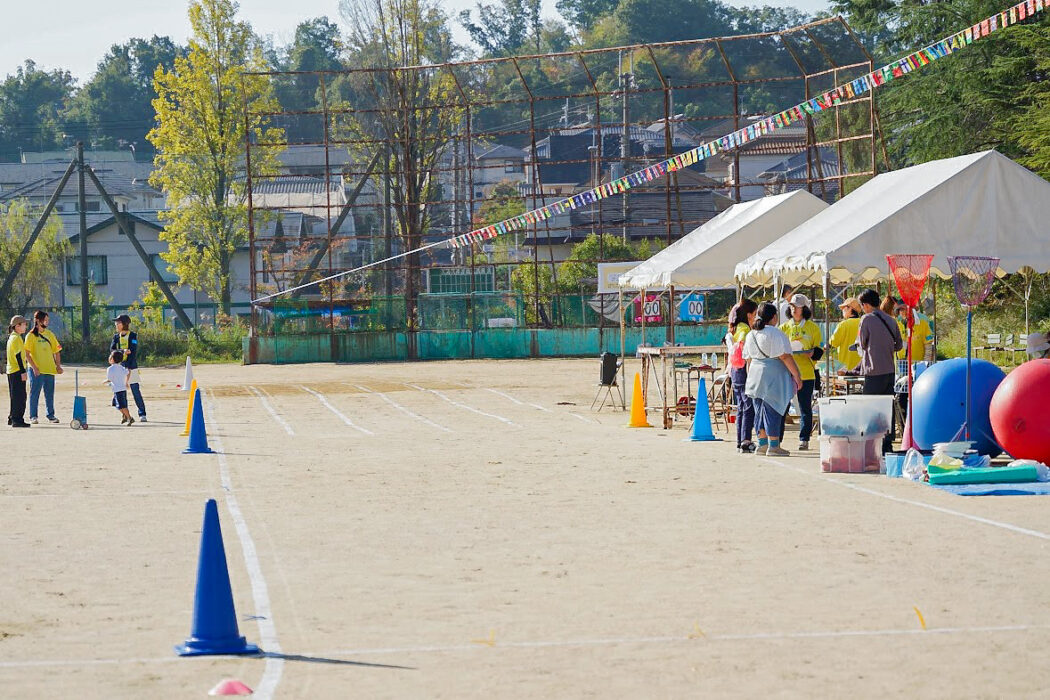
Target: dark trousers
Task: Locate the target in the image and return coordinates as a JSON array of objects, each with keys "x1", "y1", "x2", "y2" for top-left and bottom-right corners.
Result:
[
  {"x1": 8, "y1": 372, "x2": 27, "y2": 425},
  {"x1": 796, "y1": 379, "x2": 815, "y2": 442},
  {"x1": 864, "y1": 372, "x2": 896, "y2": 453},
  {"x1": 730, "y1": 367, "x2": 753, "y2": 446},
  {"x1": 130, "y1": 382, "x2": 147, "y2": 418}
]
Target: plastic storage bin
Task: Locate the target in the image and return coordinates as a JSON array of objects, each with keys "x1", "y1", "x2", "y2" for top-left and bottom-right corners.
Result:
[
  {"x1": 819, "y1": 434, "x2": 884, "y2": 473},
  {"x1": 818, "y1": 395, "x2": 893, "y2": 437}
]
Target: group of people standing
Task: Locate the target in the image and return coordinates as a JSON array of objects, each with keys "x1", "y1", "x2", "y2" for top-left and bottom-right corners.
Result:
[
  {"x1": 727, "y1": 286, "x2": 904, "y2": 457},
  {"x1": 6, "y1": 311, "x2": 148, "y2": 428}
]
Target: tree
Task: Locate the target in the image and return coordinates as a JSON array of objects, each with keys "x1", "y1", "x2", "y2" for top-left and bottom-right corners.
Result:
[
  {"x1": 473, "y1": 180, "x2": 525, "y2": 227},
  {"x1": 337, "y1": 0, "x2": 463, "y2": 351},
  {"x1": 1010, "y1": 21, "x2": 1050, "y2": 179},
  {"x1": 0, "y1": 199, "x2": 69, "y2": 313},
  {"x1": 148, "y1": 0, "x2": 283, "y2": 313},
  {"x1": 459, "y1": 0, "x2": 543, "y2": 56},
  {"x1": 64, "y1": 37, "x2": 184, "y2": 153},
  {"x1": 554, "y1": 0, "x2": 619, "y2": 33},
  {"x1": 271, "y1": 17, "x2": 344, "y2": 142},
  {"x1": 557, "y1": 232, "x2": 645, "y2": 292},
  {"x1": 0, "y1": 61, "x2": 75, "y2": 161}
]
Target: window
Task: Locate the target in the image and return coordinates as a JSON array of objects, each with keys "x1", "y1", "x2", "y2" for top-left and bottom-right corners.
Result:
[
  {"x1": 504, "y1": 160, "x2": 522, "y2": 173},
  {"x1": 150, "y1": 254, "x2": 179, "y2": 283},
  {"x1": 65, "y1": 256, "x2": 108, "y2": 285}
]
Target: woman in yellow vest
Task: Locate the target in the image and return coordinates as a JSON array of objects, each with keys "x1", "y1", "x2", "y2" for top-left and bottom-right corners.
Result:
[
  {"x1": 779, "y1": 293, "x2": 822, "y2": 450},
  {"x1": 829, "y1": 297, "x2": 862, "y2": 371},
  {"x1": 6, "y1": 315, "x2": 31, "y2": 428},
  {"x1": 23, "y1": 310, "x2": 63, "y2": 424}
]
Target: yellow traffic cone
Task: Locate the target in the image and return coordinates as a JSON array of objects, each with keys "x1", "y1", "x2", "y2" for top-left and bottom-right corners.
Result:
[
  {"x1": 180, "y1": 379, "x2": 198, "y2": 437},
  {"x1": 627, "y1": 373, "x2": 652, "y2": 428}
]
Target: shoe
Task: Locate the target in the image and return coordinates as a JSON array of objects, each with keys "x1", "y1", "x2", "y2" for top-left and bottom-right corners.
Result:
[
  {"x1": 754, "y1": 444, "x2": 768, "y2": 456},
  {"x1": 29, "y1": 417, "x2": 38, "y2": 424},
  {"x1": 126, "y1": 417, "x2": 135, "y2": 426},
  {"x1": 767, "y1": 446, "x2": 791, "y2": 457},
  {"x1": 13, "y1": 422, "x2": 31, "y2": 428},
  {"x1": 121, "y1": 415, "x2": 129, "y2": 425},
  {"x1": 138, "y1": 416, "x2": 147, "y2": 423},
  {"x1": 47, "y1": 416, "x2": 60, "y2": 424},
  {"x1": 739, "y1": 442, "x2": 757, "y2": 453},
  {"x1": 798, "y1": 441, "x2": 809, "y2": 451}
]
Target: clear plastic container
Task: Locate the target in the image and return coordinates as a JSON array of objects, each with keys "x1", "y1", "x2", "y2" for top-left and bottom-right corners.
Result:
[
  {"x1": 818, "y1": 395, "x2": 893, "y2": 437},
  {"x1": 819, "y1": 434, "x2": 885, "y2": 473}
]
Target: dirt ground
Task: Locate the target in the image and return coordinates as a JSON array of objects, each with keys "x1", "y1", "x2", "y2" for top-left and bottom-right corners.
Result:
[{"x1": 1, "y1": 358, "x2": 1048, "y2": 699}]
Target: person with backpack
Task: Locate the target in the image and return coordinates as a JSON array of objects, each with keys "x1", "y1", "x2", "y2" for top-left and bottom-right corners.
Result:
[
  {"x1": 838, "y1": 288, "x2": 904, "y2": 453},
  {"x1": 727, "y1": 298, "x2": 757, "y2": 453},
  {"x1": 110, "y1": 314, "x2": 147, "y2": 422}
]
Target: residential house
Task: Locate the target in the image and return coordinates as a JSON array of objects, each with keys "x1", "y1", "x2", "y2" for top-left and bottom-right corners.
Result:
[{"x1": 696, "y1": 117, "x2": 811, "y2": 201}]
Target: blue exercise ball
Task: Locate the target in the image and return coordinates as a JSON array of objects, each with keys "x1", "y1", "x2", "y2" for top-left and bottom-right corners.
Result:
[{"x1": 910, "y1": 357, "x2": 1005, "y2": 456}]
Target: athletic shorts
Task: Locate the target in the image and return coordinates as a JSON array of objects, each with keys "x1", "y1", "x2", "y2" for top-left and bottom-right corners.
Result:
[
  {"x1": 114, "y1": 390, "x2": 128, "y2": 410},
  {"x1": 128, "y1": 369, "x2": 141, "y2": 385}
]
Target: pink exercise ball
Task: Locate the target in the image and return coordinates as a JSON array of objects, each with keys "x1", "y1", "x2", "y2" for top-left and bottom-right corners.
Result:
[{"x1": 989, "y1": 359, "x2": 1050, "y2": 463}]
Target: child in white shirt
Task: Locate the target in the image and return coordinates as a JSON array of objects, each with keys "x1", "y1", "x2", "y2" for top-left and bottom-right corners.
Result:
[{"x1": 105, "y1": 350, "x2": 134, "y2": 425}]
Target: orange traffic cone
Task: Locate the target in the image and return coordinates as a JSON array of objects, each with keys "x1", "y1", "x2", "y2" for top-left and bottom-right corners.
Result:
[
  {"x1": 627, "y1": 373, "x2": 652, "y2": 428},
  {"x1": 180, "y1": 379, "x2": 198, "y2": 437}
]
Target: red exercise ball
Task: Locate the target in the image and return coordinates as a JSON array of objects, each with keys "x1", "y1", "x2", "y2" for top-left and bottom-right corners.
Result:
[{"x1": 989, "y1": 359, "x2": 1050, "y2": 464}]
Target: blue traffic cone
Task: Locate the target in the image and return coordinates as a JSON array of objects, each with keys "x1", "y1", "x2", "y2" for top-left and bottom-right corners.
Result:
[
  {"x1": 183, "y1": 389, "x2": 214, "y2": 454},
  {"x1": 175, "y1": 499, "x2": 259, "y2": 656},
  {"x1": 685, "y1": 378, "x2": 721, "y2": 442}
]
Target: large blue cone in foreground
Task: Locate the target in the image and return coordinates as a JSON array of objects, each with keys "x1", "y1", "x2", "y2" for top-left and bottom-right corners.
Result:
[{"x1": 175, "y1": 499, "x2": 259, "y2": 656}]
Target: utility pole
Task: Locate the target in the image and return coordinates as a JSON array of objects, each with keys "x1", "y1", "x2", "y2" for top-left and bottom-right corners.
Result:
[
  {"x1": 620, "y1": 52, "x2": 633, "y2": 244},
  {"x1": 77, "y1": 142, "x2": 89, "y2": 341}
]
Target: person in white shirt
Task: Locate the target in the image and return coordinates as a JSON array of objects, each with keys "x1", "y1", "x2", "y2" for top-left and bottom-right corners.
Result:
[
  {"x1": 742, "y1": 302, "x2": 802, "y2": 457},
  {"x1": 105, "y1": 350, "x2": 134, "y2": 426}
]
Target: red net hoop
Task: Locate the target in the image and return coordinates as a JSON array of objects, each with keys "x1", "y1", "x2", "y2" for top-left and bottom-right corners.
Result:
[
  {"x1": 948, "y1": 256, "x2": 999, "y2": 307},
  {"x1": 886, "y1": 254, "x2": 933, "y2": 308}
]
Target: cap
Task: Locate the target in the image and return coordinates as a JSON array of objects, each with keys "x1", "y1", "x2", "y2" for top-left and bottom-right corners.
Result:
[
  {"x1": 8, "y1": 314, "x2": 27, "y2": 330},
  {"x1": 113, "y1": 313, "x2": 132, "y2": 325},
  {"x1": 788, "y1": 293, "x2": 811, "y2": 308},
  {"x1": 838, "y1": 297, "x2": 862, "y2": 315}
]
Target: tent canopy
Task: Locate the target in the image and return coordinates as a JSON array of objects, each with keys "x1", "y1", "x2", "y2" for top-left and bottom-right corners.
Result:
[
  {"x1": 735, "y1": 150, "x2": 1050, "y2": 286},
  {"x1": 617, "y1": 189, "x2": 828, "y2": 289}
]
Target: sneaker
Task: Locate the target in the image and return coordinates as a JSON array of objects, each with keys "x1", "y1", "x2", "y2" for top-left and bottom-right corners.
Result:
[
  {"x1": 138, "y1": 416, "x2": 147, "y2": 423},
  {"x1": 754, "y1": 444, "x2": 768, "y2": 456},
  {"x1": 767, "y1": 446, "x2": 791, "y2": 457},
  {"x1": 798, "y1": 441, "x2": 809, "y2": 451},
  {"x1": 12, "y1": 422, "x2": 31, "y2": 428},
  {"x1": 121, "y1": 415, "x2": 129, "y2": 425},
  {"x1": 126, "y1": 417, "x2": 135, "y2": 426},
  {"x1": 29, "y1": 417, "x2": 38, "y2": 424},
  {"x1": 47, "y1": 416, "x2": 60, "y2": 424}
]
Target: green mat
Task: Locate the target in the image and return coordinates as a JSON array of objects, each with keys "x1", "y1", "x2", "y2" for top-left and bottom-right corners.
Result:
[{"x1": 927, "y1": 465, "x2": 1041, "y2": 485}]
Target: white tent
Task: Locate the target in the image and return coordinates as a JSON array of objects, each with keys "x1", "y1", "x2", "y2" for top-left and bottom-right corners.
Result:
[
  {"x1": 735, "y1": 150, "x2": 1050, "y2": 286},
  {"x1": 618, "y1": 189, "x2": 828, "y2": 290}
]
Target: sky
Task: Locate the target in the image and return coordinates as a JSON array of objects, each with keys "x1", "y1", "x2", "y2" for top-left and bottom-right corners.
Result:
[{"x1": 3, "y1": 0, "x2": 829, "y2": 84}]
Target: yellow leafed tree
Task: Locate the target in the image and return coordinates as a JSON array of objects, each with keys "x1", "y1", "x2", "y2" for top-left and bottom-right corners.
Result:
[{"x1": 148, "y1": 0, "x2": 283, "y2": 314}]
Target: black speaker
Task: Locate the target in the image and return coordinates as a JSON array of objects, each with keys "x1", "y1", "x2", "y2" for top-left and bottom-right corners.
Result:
[{"x1": 599, "y1": 352, "x2": 618, "y2": 385}]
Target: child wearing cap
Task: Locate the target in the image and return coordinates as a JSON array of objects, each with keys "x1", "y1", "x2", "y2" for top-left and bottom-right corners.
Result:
[
  {"x1": 6, "y1": 315, "x2": 31, "y2": 428},
  {"x1": 110, "y1": 314, "x2": 147, "y2": 422},
  {"x1": 829, "y1": 298, "x2": 862, "y2": 371},
  {"x1": 104, "y1": 350, "x2": 134, "y2": 426}
]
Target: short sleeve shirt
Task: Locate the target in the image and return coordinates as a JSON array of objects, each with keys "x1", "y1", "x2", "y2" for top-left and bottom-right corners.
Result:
[
  {"x1": 743, "y1": 326, "x2": 792, "y2": 361},
  {"x1": 6, "y1": 333, "x2": 26, "y2": 374},
  {"x1": 779, "y1": 318, "x2": 823, "y2": 381},
  {"x1": 23, "y1": 329, "x2": 62, "y2": 375}
]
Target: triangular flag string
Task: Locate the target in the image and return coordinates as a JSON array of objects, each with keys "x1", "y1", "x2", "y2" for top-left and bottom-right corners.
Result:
[{"x1": 447, "y1": 0, "x2": 1043, "y2": 250}]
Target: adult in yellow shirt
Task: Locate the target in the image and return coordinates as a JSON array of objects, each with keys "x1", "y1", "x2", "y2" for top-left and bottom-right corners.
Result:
[
  {"x1": 23, "y1": 310, "x2": 63, "y2": 424},
  {"x1": 894, "y1": 302, "x2": 931, "y2": 364},
  {"x1": 779, "y1": 293, "x2": 822, "y2": 450},
  {"x1": 6, "y1": 314, "x2": 31, "y2": 428},
  {"x1": 829, "y1": 297, "x2": 862, "y2": 371}
]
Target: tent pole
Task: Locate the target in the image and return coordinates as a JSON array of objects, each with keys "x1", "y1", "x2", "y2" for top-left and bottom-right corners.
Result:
[
  {"x1": 641, "y1": 287, "x2": 647, "y2": 346},
  {"x1": 669, "y1": 284, "x2": 676, "y2": 346},
  {"x1": 824, "y1": 272, "x2": 832, "y2": 398},
  {"x1": 619, "y1": 285, "x2": 626, "y2": 410}
]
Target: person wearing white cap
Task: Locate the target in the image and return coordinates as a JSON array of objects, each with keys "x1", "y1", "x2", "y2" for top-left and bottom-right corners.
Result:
[{"x1": 779, "y1": 293, "x2": 822, "y2": 450}]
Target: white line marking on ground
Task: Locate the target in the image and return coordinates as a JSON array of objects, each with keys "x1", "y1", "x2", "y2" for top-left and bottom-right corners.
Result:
[
  {"x1": 248, "y1": 386, "x2": 294, "y2": 436},
  {"x1": 204, "y1": 390, "x2": 283, "y2": 699},
  {"x1": 351, "y1": 384, "x2": 453, "y2": 433},
  {"x1": 300, "y1": 385, "x2": 374, "y2": 435},
  {"x1": 0, "y1": 489, "x2": 212, "y2": 499},
  {"x1": 7, "y1": 623, "x2": 1045, "y2": 669},
  {"x1": 568, "y1": 412, "x2": 601, "y2": 424},
  {"x1": 763, "y1": 458, "x2": 1050, "y2": 541},
  {"x1": 406, "y1": 384, "x2": 519, "y2": 427},
  {"x1": 483, "y1": 387, "x2": 550, "y2": 412}
]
